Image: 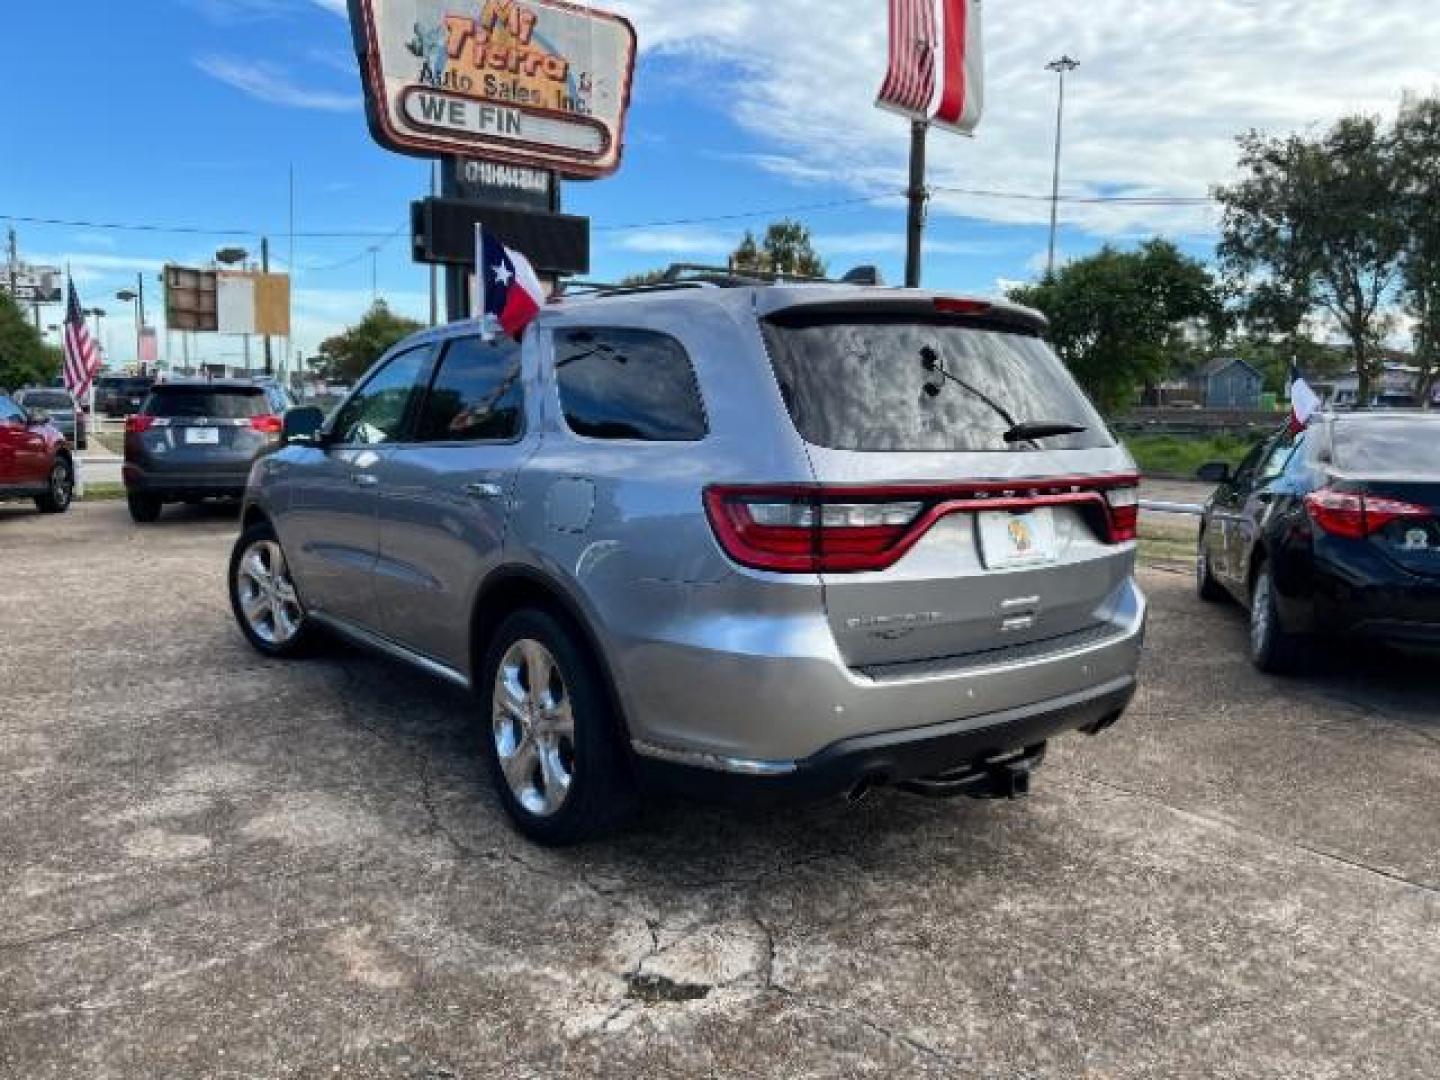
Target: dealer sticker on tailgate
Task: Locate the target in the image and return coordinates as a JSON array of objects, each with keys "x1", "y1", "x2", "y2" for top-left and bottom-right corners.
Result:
[{"x1": 978, "y1": 509, "x2": 1058, "y2": 570}]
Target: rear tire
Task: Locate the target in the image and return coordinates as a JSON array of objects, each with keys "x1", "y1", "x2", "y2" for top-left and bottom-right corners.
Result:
[
  {"x1": 228, "y1": 521, "x2": 315, "y2": 659},
  {"x1": 1197, "y1": 538, "x2": 1227, "y2": 603},
  {"x1": 1249, "y1": 566, "x2": 1300, "y2": 674},
  {"x1": 127, "y1": 492, "x2": 163, "y2": 523},
  {"x1": 34, "y1": 458, "x2": 74, "y2": 514},
  {"x1": 479, "y1": 608, "x2": 637, "y2": 846}
]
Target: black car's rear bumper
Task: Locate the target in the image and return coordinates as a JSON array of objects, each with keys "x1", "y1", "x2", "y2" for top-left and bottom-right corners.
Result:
[{"x1": 633, "y1": 676, "x2": 1136, "y2": 806}]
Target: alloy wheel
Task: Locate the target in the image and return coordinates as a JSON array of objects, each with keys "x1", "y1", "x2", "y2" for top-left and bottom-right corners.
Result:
[
  {"x1": 236, "y1": 540, "x2": 305, "y2": 646},
  {"x1": 492, "y1": 638, "x2": 576, "y2": 818},
  {"x1": 51, "y1": 462, "x2": 73, "y2": 509}
]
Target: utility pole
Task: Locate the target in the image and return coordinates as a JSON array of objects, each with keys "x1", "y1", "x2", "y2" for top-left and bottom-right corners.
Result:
[
  {"x1": 6, "y1": 226, "x2": 17, "y2": 303},
  {"x1": 1045, "y1": 55, "x2": 1080, "y2": 279},
  {"x1": 260, "y1": 236, "x2": 273, "y2": 376},
  {"x1": 904, "y1": 121, "x2": 929, "y2": 289}
]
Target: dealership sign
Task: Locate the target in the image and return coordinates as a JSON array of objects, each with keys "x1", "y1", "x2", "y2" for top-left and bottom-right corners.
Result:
[{"x1": 348, "y1": 0, "x2": 637, "y2": 178}]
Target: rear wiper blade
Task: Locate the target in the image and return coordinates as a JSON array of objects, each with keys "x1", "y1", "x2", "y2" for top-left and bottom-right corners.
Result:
[{"x1": 1003, "y1": 421, "x2": 1088, "y2": 444}]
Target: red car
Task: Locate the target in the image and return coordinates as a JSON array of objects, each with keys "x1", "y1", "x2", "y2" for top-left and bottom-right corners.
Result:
[{"x1": 0, "y1": 390, "x2": 74, "y2": 513}]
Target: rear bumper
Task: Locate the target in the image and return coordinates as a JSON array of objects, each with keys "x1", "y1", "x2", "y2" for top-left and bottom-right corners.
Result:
[
  {"x1": 618, "y1": 575, "x2": 1146, "y2": 791},
  {"x1": 1295, "y1": 554, "x2": 1440, "y2": 648},
  {"x1": 123, "y1": 463, "x2": 251, "y2": 498},
  {"x1": 636, "y1": 675, "x2": 1135, "y2": 804}
]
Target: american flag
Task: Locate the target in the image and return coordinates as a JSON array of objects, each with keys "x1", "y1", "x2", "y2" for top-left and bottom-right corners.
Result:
[
  {"x1": 62, "y1": 278, "x2": 101, "y2": 399},
  {"x1": 875, "y1": 0, "x2": 937, "y2": 118}
]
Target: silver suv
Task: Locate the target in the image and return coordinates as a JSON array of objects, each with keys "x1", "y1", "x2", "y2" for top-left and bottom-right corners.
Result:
[{"x1": 229, "y1": 283, "x2": 1146, "y2": 844}]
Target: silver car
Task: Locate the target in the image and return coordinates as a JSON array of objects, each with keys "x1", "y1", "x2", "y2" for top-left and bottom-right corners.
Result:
[
  {"x1": 13, "y1": 388, "x2": 85, "y2": 449},
  {"x1": 229, "y1": 284, "x2": 1146, "y2": 844}
]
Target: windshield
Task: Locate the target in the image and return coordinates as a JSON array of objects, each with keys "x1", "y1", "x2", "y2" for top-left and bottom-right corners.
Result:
[
  {"x1": 142, "y1": 387, "x2": 267, "y2": 419},
  {"x1": 19, "y1": 391, "x2": 73, "y2": 409},
  {"x1": 761, "y1": 316, "x2": 1113, "y2": 452}
]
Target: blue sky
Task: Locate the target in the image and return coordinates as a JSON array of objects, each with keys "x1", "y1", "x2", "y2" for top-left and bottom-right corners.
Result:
[{"x1": 3, "y1": 0, "x2": 1436, "y2": 369}]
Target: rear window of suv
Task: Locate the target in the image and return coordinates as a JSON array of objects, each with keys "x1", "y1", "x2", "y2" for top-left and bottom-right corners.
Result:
[
  {"x1": 142, "y1": 386, "x2": 268, "y2": 419},
  {"x1": 762, "y1": 316, "x2": 1113, "y2": 453},
  {"x1": 1334, "y1": 418, "x2": 1438, "y2": 476}
]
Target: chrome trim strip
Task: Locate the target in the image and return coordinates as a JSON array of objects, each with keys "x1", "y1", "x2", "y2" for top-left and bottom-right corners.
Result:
[
  {"x1": 630, "y1": 739, "x2": 799, "y2": 777},
  {"x1": 309, "y1": 612, "x2": 471, "y2": 691}
]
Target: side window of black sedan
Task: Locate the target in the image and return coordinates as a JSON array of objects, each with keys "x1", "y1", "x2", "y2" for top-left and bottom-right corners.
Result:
[{"x1": 1229, "y1": 438, "x2": 1274, "y2": 492}]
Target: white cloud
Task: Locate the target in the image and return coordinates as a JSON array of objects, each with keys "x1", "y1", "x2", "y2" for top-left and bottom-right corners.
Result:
[
  {"x1": 605, "y1": 229, "x2": 735, "y2": 256},
  {"x1": 310, "y1": 0, "x2": 346, "y2": 14},
  {"x1": 605, "y1": 0, "x2": 1440, "y2": 238},
  {"x1": 195, "y1": 55, "x2": 359, "y2": 112}
]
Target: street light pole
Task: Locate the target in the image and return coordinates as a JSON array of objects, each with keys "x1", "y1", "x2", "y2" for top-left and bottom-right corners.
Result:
[{"x1": 1045, "y1": 55, "x2": 1080, "y2": 280}]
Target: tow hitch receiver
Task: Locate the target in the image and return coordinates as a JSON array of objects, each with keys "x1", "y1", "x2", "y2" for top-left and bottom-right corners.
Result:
[{"x1": 898, "y1": 743, "x2": 1048, "y2": 801}]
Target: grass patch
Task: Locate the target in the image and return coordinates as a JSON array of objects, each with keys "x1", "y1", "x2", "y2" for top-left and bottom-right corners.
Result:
[
  {"x1": 94, "y1": 432, "x2": 126, "y2": 456},
  {"x1": 1124, "y1": 433, "x2": 1253, "y2": 479},
  {"x1": 78, "y1": 482, "x2": 127, "y2": 502}
]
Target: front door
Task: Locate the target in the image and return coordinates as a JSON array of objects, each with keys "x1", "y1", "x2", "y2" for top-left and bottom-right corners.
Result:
[
  {"x1": 282, "y1": 343, "x2": 435, "y2": 631},
  {"x1": 374, "y1": 333, "x2": 531, "y2": 671}
]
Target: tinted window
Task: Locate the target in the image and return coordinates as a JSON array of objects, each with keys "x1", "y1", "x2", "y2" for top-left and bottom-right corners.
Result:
[
  {"x1": 1229, "y1": 437, "x2": 1274, "y2": 488},
  {"x1": 1334, "y1": 418, "x2": 1440, "y2": 476},
  {"x1": 417, "y1": 336, "x2": 523, "y2": 442},
  {"x1": 143, "y1": 387, "x2": 268, "y2": 419},
  {"x1": 762, "y1": 317, "x2": 1112, "y2": 452},
  {"x1": 331, "y1": 345, "x2": 433, "y2": 446},
  {"x1": 555, "y1": 329, "x2": 706, "y2": 442},
  {"x1": 18, "y1": 391, "x2": 73, "y2": 410}
]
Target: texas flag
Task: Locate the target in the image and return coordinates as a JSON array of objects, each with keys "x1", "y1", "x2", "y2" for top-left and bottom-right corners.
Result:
[
  {"x1": 477, "y1": 225, "x2": 546, "y2": 340},
  {"x1": 1288, "y1": 359, "x2": 1322, "y2": 435}
]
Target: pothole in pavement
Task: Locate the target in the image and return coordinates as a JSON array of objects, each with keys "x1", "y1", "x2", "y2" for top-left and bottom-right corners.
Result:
[{"x1": 624, "y1": 972, "x2": 712, "y2": 1004}]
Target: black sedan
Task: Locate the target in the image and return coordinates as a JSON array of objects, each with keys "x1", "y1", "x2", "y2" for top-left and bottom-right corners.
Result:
[{"x1": 1197, "y1": 412, "x2": 1440, "y2": 672}]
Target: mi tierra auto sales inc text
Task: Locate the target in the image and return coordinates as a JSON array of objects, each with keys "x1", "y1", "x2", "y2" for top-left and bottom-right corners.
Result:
[{"x1": 402, "y1": 2, "x2": 604, "y2": 151}]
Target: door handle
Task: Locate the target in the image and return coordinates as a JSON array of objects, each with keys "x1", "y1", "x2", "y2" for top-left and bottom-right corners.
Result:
[
  {"x1": 463, "y1": 481, "x2": 504, "y2": 501},
  {"x1": 351, "y1": 473, "x2": 379, "y2": 487}
]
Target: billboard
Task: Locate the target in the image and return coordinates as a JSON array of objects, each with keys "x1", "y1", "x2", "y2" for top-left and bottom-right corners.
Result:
[
  {"x1": 348, "y1": 0, "x2": 637, "y2": 178},
  {"x1": 2, "y1": 264, "x2": 63, "y2": 304},
  {"x1": 165, "y1": 266, "x2": 290, "y2": 336}
]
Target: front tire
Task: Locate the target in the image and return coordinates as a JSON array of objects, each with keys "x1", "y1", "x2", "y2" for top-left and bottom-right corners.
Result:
[
  {"x1": 229, "y1": 521, "x2": 315, "y2": 659},
  {"x1": 35, "y1": 458, "x2": 74, "y2": 514},
  {"x1": 1249, "y1": 565, "x2": 1300, "y2": 674},
  {"x1": 479, "y1": 609, "x2": 637, "y2": 846},
  {"x1": 127, "y1": 492, "x2": 163, "y2": 523}
]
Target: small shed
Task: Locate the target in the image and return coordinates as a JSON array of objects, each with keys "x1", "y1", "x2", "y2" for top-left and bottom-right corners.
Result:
[{"x1": 1195, "y1": 358, "x2": 1264, "y2": 410}]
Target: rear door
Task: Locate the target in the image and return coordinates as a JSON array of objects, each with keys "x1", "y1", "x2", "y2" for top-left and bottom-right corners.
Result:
[
  {"x1": 0, "y1": 395, "x2": 26, "y2": 485},
  {"x1": 760, "y1": 307, "x2": 1137, "y2": 671},
  {"x1": 374, "y1": 333, "x2": 530, "y2": 669}
]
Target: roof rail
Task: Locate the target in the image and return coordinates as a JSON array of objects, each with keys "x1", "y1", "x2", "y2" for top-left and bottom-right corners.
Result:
[{"x1": 659, "y1": 263, "x2": 886, "y2": 288}]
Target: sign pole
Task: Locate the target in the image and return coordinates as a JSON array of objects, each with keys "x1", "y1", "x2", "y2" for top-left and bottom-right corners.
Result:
[
  {"x1": 905, "y1": 120, "x2": 929, "y2": 289},
  {"x1": 261, "y1": 237, "x2": 273, "y2": 376}
]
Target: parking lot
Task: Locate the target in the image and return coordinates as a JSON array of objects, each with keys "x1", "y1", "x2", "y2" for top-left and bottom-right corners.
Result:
[{"x1": 2, "y1": 502, "x2": 1437, "y2": 1078}]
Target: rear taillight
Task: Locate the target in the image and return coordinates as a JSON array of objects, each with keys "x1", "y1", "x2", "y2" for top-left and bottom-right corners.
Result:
[
  {"x1": 705, "y1": 475, "x2": 1139, "y2": 573},
  {"x1": 1305, "y1": 489, "x2": 1431, "y2": 539},
  {"x1": 250, "y1": 414, "x2": 283, "y2": 435},
  {"x1": 705, "y1": 488, "x2": 924, "y2": 572},
  {"x1": 125, "y1": 415, "x2": 155, "y2": 434},
  {"x1": 1103, "y1": 484, "x2": 1140, "y2": 543}
]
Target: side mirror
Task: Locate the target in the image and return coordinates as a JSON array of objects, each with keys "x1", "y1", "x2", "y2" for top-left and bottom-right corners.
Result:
[
  {"x1": 282, "y1": 406, "x2": 326, "y2": 446},
  {"x1": 26, "y1": 408, "x2": 50, "y2": 427},
  {"x1": 1197, "y1": 461, "x2": 1231, "y2": 484}
]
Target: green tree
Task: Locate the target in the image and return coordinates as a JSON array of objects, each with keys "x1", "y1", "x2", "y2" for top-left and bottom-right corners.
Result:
[
  {"x1": 1008, "y1": 240, "x2": 1224, "y2": 415},
  {"x1": 1215, "y1": 117, "x2": 1406, "y2": 404},
  {"x1": 1396, "y1": 95, "x2": 1440, "y2": 406},
  {"x1": 731, "y1": 220, "x2": 827, "y2": 278},
  {"x1": 0, "y1": 291, "x2": 61, "y2": 392},
  {"x1": 617, "y1": 269, "x2": 668, "y2": 287},
  {"x1": 314, "y1": 301, "x2": 423, "y2": 383}
]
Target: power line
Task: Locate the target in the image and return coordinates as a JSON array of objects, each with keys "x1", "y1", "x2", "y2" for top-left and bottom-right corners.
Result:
[{"x1": 0, "y1": 213, "x2": 400, "y2": 239}]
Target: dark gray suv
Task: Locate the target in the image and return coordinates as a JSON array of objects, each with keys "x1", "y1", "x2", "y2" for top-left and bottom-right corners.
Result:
[{"x1": 229, "y1": 284, "x2": 1146, "y2": 844}]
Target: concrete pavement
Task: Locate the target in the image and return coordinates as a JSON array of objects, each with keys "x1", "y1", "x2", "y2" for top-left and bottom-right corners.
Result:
[{"x1": 1, "y1": 502, "x2": 1436, "y2": 1078}]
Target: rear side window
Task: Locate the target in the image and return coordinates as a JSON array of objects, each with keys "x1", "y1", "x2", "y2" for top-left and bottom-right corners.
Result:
[
  {"x1": 762, "y1": 317, "x2": 1113, "y2": 452},
  {"x1": 417, "y1": 336, "x2": 523, "y2": 442},
  {"x1": 0, "y1": 396, "x2": 24, "y2": 423},
  {"x1": 20, "y1": 391, "x2": 73, "y2": 410},
  {"x1": 143, "y1": 387, "x2": 267, "y2": 419},
  {"x1": 1334, "y1": 419, "x2": 1437, "y2": 476},
  {"x1": 554, "y1": 328, "x2": 707, "y2": 442}
]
